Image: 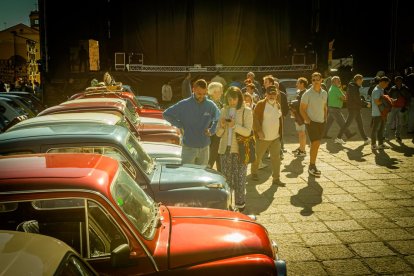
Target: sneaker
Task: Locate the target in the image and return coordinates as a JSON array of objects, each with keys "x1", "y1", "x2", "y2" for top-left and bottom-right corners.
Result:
[
  {"x1": 363, "y1": 138, "x2": 371, "y2": 145},
  {"x1": 334, "y1": 138, "x2": 346, "y2": 144},
  {"x1": 308, "y1": 165, "x2": 321, "y2": 176},
  {"x1": 295, "y1": 150, "x2": 306, "y2": 157},
  {"x1": 259, "y1": 162, "x2": 268, "y2": 169},
  {"x1": 347, "y1": 132, "x2": 357, "y2": 139},
  {"x1": 272, "y1": 179, "x2": 285, "y2": 186},
  {"x1": 396, "y1": 137, "x2": 402, "y2": 143},
  {"x1": 377, "y1": 144, "x2": 390, "y2": 149},
  {"x1": 234, "y1": 203, "x2": 245, "y2": 212},
  {"x1": 251, "y1": 174, "x2": 259, "y2": 181}
]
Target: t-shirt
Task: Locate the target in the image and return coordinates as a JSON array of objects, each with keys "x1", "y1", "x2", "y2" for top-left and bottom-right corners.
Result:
[
  {"x1": 371, "y1": 86, "x2": 383, "y2": 117},
  {"x1": 262, "y1": 102, "x2": 281, "y2": 140},
  {"x1": 301, "y1": 87, "x2": 328, "y2": 123},
  {"x1": 328, "y1": 85, "x2": 344, "y2": 108}
]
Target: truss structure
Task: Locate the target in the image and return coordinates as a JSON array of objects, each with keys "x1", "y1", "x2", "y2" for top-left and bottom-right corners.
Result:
[{"x1": 127, "y1": 64, "x2": 314, "y2": 73}]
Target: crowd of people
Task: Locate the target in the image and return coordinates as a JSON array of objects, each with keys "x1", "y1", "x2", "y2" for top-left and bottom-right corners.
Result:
[{"x1": 162, "y1": 68, "x2": 414, "y2": 212}]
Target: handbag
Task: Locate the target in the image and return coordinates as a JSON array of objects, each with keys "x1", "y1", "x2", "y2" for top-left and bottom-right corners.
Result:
[{"x1": 236, "y1": 109, "x2": 256, "y2": 164}]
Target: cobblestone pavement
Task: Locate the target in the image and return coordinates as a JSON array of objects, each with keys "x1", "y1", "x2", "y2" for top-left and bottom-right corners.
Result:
[{"x1": 244, "y1": 110, "x2": 414, "y2": 275}]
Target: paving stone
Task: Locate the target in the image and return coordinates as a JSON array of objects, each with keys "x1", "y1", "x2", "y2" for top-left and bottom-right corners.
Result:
[
  {"x1": 278, "y1": 245, "x2": 316, "y2": 261},
  {"x1": 287, "y1": 261, "x2": 328, "y2": 276},
  {"x1": 315, "y1": 210, "x2": 351, "y2": 221},
  {"x1": 352, "y1": 192, "x2": 385, "y2": 201},
  {"x1": 365, "y1": 256, "x2": 413, "y2": 274},
  {"x1": 311, "y1": 203, "x2": 339, "y2": 212},
  {"x1": 325, "y1": 194, "x2": 358, "y2": 203},
  {"x1": 349, "y1": 242, "x2": 396, "y2": 257},
  {"x1": 372, "y1": 228, "x2": 414, "y2": 241},
  {"x1": 264, "y1": 222, "x2": 296, "y2": 234},
  {"x1": 335, "y1": 201, "x2": 369, "y2": 210},
  {"x1": 322, "y1": 187, "x2": 347, "y2": 195},
  {"x1": 291, "y1": 221, "x2": 330, "y2": 233},
  {"x1": 322, "y1": 259, "x2": 371, "y2": 275},
  {"x1": 405, "y1": 255, "x2": 414, "y2": 266},
  {"x1": 393, "y1": 217, "x2": 414, "y2": 228},
  {"x1": 340, "y1": 186, "x2": 374, "y2": 194},
  {"x1": 360, "y1": 179, "x2": 387, "y2": 186},
  {"x1": 388, "y1": 240, "x2": 414, "y2": 255},
  {"x1": 336, "y1": 230, "x2": 379, "y2": 243},
  {"x1": 325, "y1": 220, "x2": 364, "y2": 231},
  {"x1": 364, "y1": 199, "x2": 400, "y2": 209},
  {"x1": 300, "y1": 232, "x2": 342, "y2": 246},
  {"x1": 377, "y1": 207, "x2": 414, "y2": 218},
  {"x1": 395, "y1": 199, "x2": 414, "y2": 207},
  {"x1": 356, "y1": 218, "x2": 400, "y2": 229},
  {"x1": 347, "y1": 209, "x2": 384, "y2": 219},
  {"x1": 282, "y1": 213, "x2": 319, "y2": 222},
  {"x1": 271, "y1": 233, "x2": 302, "y2": 246},
  {"x1": 310, "y1": 244, "x2": 354, "y2": 260}
]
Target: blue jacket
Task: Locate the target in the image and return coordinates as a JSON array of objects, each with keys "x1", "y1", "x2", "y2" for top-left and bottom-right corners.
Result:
[{"x1": 163, "y1": 94, "x2": 220, "y2": 147}]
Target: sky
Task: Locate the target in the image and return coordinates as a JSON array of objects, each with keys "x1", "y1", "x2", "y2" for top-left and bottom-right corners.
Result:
[{"x1": 0, "y1": 0, "x2": 37, "y2": 30}]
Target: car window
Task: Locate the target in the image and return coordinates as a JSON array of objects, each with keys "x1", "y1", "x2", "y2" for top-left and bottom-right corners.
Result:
[
  {"x1": 47, "y1": 146, "x2": 137, "y2": 178},
  {"x1": 87, "y1": 200, "x2": 127, "y2": 258},
  {"x1": 111, "y1": 166, "x2": 157, "y2": 239},
  {"x1": 124, "y1": 101, "x2": 140, "y2": 124},
  {"x1": 55, "y1": 253, "x2": 97, "y2": 275},
  {"x1": 125, "y1": 134, "x2": 154, "y2": 175},
  {"x1": 25, "y1": 197, "x2": 128, "y2": 259}
]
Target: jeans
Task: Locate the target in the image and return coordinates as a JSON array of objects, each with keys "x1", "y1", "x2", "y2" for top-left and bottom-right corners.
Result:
[
  {"x1": 384, "y1": 107, "x2": 404, "y2": 138},
  {"x1": 208, "y1": 134, "x2": 221, "y2": 171},
  {"x1": 337, "y1": 109, "x2": 368, "y2": 140},
  {"x1": 181, "y1": 144, "x2": 209, "y2": 166},
  {"x1": 325, "y1": 107, "x2": 352, "y2": 138},
  {"x1": 371, "y1": 116, "x2": 385, "y2": 145}
]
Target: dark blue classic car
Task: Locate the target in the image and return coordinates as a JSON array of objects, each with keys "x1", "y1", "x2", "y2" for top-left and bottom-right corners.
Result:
[{"x1": 0, "y1": 124, "x2": 231, "y2": 209}]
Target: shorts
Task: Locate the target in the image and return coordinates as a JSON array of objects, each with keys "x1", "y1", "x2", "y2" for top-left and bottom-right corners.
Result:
[
  {"x1": 305, "y1": 121, "x2": 325, "y2": 142},
  {"x1": 295, "y1": 122, "x2": 306, "y2": 132}
]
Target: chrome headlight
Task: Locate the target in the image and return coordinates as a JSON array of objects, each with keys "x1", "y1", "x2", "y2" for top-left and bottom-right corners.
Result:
[{"x1": 271, "y1": 240, "x2": 279, "y2": 260}]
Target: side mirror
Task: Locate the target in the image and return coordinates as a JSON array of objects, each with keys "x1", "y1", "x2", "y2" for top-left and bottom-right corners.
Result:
[{"x1": 110, "y1": 244, "x2": 131, "y2": 268}]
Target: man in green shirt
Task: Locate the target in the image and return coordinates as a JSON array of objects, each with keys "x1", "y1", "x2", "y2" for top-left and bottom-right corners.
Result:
[{"x1": 323, "y1": 76, "x2": 355, "y2": 141}]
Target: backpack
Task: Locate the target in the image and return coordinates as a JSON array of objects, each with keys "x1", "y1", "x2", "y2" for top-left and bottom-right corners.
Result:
[{"x1": 378, "y1": 94, "x2": 393, "y2": 118}]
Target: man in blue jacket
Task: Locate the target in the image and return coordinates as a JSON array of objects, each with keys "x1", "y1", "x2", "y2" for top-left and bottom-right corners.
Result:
[{"x1": 163, "y1": 79, "x2": 220, "y2": 165}]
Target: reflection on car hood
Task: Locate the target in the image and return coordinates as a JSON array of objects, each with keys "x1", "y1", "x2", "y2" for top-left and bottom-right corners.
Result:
[
  {"x1": 140, "y1": 141, "x2": 181, "y2": 159},
  {"x1": 166, "y1": 207, "x2": 273, "y2": 269},
  {"x1": 158, "y1": 164, "x2": 227, "y2": 191}
]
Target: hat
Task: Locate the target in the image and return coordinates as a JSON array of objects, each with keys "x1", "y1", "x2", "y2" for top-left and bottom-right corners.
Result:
[{"x1": 266, "y1": 85, "x2": 277, "y2": 94}]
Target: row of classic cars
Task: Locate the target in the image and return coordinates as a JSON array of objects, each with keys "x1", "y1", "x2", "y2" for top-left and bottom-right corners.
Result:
[{"x1": 0, "y1": 85, "x2": 287, "y2": 275}]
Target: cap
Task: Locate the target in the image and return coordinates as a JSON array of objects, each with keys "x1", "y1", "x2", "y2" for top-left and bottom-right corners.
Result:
[{"x1": 266, "y1": 85, "x2": 277, "y2": 94}]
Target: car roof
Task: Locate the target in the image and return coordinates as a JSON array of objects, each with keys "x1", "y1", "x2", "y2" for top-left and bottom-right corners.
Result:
[
  {"x1": 0, "y1": 153, "x2": 118, "y2": 194},
  {"x1": 64, "y1": 98, "x2": 126, "y2": 105},
  {"x1": 0, "y1": 230, "x2": 74, "y2": 275},
  {"x1": 8, "y1": 112, "x2": 121, "y2": 131},
  {"x1": 0, "y1": 124, "x2": 128, "y2": 149},
  {"x1": 38, "y1": 100, "x2": 127, "y2": 116}
]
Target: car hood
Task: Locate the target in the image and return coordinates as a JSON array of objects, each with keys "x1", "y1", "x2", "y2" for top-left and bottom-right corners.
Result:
[
  {"x1": 136, "y1": 123, "x2": 177, "y2": 134},
  {"x1": 166, "y1": 207, "x2": 273, "y2": 269},
  {"x1": 156, "y1": 164, "x2": 227, "y2": 191}
]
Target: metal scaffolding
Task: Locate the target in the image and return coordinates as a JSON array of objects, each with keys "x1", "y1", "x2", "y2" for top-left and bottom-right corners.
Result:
[{"x1": 127, "y1": 64, "x2": 314, "y2": 73}]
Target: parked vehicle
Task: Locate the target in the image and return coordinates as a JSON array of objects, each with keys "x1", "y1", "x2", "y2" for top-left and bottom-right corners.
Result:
[
  {"x1": 359, "y1": 77, "x2": 375, "y2": 101},
  {"x1": 137, "y1": 95, "x2": 162, "y2": 110},
  {"x1": 278, "y1": 78, "x2": 298, "y2": 102},
  {"x1": 1, "y1": 91, "x2": 46, "y2": 113},
  {"x1": 0, "y1": 230, "x2": 98, "y2": 275},
  {"x1": 0, "y1": 124, "x2": 229, "y2": 209},
  {"x1": 37, "y1": 98, "x2": 181, "y2": 145},
  {"x1": 0, "y1": 94, "x2": 36, "y2": 117},
  {"x1": 0, "y1": 153, "x2": 286, "y2": 275},
  {"x1": 5, "y1": 111, "x2": 182, "y2": 163},
  {"x1": 69, "y1": 87, "x2": 164, "y2": 119}
]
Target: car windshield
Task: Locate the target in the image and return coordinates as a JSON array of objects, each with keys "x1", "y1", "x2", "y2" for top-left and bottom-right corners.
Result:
[
  {"x1": 111, "y1": 166, "x2": 158, "y2": 239},
  {"x1": 125, "y1": 133, "x2": 155, "y2": 175},
  {"x1": 124, "y1": 101, "x2": 141, "y2": 124}
]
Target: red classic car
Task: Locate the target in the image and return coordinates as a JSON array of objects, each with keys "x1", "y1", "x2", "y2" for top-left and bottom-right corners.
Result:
[
  {"x1": 37, "y1": 98, "x2": 181, "y2": 145},
  {"x1": 69, "y1": 87, "x2": 164, "y2": 119},
  {"x1": 0, "y1": 154, "x2": 286, "y2": 275}
]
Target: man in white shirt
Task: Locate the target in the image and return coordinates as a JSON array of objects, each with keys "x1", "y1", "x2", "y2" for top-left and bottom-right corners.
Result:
[
  {"x1": 162, "y1": 81, "x2": 173, "y2": 105},
  {"x1": 251, "y1": 85, "x2": 284, "y2": 185}
]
